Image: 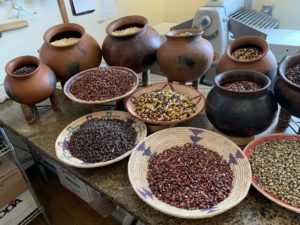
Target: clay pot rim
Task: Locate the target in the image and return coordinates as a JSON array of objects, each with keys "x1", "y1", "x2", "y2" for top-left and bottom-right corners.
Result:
[
  {"x1": 226, "y1": 36, "x2": 269, "y2": 63},
  {"x1": 5, "y1": 55, "x2": 40, "y2": 78},
  {"x1": 214, "y1": 70, "x2": 271, "y2": 95},
  {"x1": 278, "y1": 55, "x2": 300, "y2": 89},
  {"x1": 106, "y1": 15, "x2": 148, "y2": 38},
  {"x1": 165, "y1": 29, "x2": 204, "y2": 38},
  {"x1": 43, "y1": 23, "x2": 85, "y2": 48}
]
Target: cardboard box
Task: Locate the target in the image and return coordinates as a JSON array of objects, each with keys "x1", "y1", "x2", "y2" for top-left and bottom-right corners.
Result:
[
  {"x1": 0, "y1": 190, "x2": 38, "y2": 225},
  {"x1": 0, "y1": 160, "x2": 27, "y2": 208}
]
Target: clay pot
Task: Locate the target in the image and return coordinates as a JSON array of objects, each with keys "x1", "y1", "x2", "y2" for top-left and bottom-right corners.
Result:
[
  {"x1": 4, "y1": 56, "x2": 57, "y2": 106},
  {"x1": 275, "y1": 55, "x2": 300, "y2": 117},
  {"x1": 102, "y1": 15, "x2": 162, "y2": 74},
  {"x1": 39, "y1": 23, "x2": 102, "y2": 85},
  {"x1": 217, "y1": 36, "x2": 277, "y2": 85},
  {"x1": 205, "y1": 70, "x2": 278, "y2": 137},
  {"x1": 157, "y1": 29, "x2": 213, "y2": 83}
]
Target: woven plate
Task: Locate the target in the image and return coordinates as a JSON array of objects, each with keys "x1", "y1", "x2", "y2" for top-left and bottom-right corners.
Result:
[
  {"x1": 55, "y1": 111, "x2": 147, "y2": 168},
  {"x1": 128, "y1": 127, "x2": 251, "y2": 218},
  {"x1": 64, "y1": 66, "x2": 139, "y2": 104},
  {"x1": 243, "y1": 133, "x2": 300, "y2": 214},
  {"x1": 125, "y1": 82, "x2": 205, "y2": 125}
]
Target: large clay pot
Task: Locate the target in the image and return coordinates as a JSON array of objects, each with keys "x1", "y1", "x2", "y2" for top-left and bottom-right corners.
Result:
[
  {"x1": 39, "y1": 23, "x2": 102, "y2": 85},
  {"x1": 157, "y1": 29, "x2": 213, "y2": 83},
  {"x1": 217, "y1": 36, "x2": 277, "y2": 85},
  {"x1": 102, "y1": 15, "x2": 162, "y2": 74},
  {"x1": 4, "y1": 56, "x2": 59, "y2": 124},
  {"x1": 275, "y1": 55, "x2": 300, "y2": 117},
  {"x1": 205, "y1": 70, "x2": 278, "y2": 137}
]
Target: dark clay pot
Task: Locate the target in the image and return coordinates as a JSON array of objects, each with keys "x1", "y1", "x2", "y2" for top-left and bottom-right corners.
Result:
[
  {"x1": 157, "y1": 29, "x2": 213, "y2": 82},
  {"x1": 275, "y1": 55, "x2": 300, "y2": 117},
  {"x1": 102, "y1": 15, "x2": 162, "y2": 73},
  {"x1": 4, "y1": 56, "x2": 56, "y2": 106},
  {"x1": 39, "y1": 23, "x2": 102, "y2": 85},
  {"x1": 205, "y1": 70, "x2": 278, "y2": 137},
  {"x1": 217, "y1": 36, "x2": 277, "y2": 85}
]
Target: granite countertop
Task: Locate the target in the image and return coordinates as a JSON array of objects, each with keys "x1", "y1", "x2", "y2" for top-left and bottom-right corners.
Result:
[{"x1": 0, "y1": 75, "x2": 299, "y2": 225}]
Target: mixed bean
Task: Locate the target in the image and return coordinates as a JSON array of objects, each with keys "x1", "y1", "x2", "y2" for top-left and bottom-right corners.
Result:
[
  {"x1": 12, "y1": 65, "x2": 37, "y2": 76},
  {"x1": 147, "y1": 143, "x2": 233, "y2": 210},
  {"x1": 51, "y1": 37, "x2": 80, "y2": 46},
  {"x1": 112, "y1": 27, "x2": 142, "y2": 36},
  {"x1": 222, "y1": 80, "x2": 261, "y2": 92},
  {"x1": 68, "y1": 118, "x2": 137, "y2": 163},
  {"x1": 133, "y1": 90, "x2": 196, "y2": 121},
  {"x1": 70, "y1": 67, "x2": 135, "y2": 101},
  {"x1": 250, "y1": 139, "x2": 300, "y2": 207},
  {"x1": 286, "y1": 64, "x2": 300, "y2": 86},
  {"x1": 231, "y1": 46, "x2": 263, "y2": 61}
]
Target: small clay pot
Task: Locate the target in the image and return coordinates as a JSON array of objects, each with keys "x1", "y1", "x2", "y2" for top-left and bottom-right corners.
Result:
[
  {"x1": 4, "y1": 56, "x2": 56, "y2": 106},
  {"x1": 102, "y1": 15, "x2": 162, "y2": 74},
  {"x1": 217, "y1": 36, "x2": 277, "y2": 85},
  {"x1": 205, "y1": 70, "x2": 278, "y2": 137},
  {"x1": 39, "y1": 23, "x2": 102, "y2": 85},
  {"x1": 275, "y1": 55, "x2": 300, "y2": 117},
  {"x1": 157, "y1": 29, "x2": 213, "y2": 83}
]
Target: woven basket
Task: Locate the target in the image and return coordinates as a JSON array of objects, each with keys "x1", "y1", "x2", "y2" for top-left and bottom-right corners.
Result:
[
  {"x1": 128, "y1": 127, "x2": 251, "y2": 218},
  {"x1": 55, "y1": 110, "x2": 147, "y2": 168},
  {"x1": 125, "y1": 82, "x2": 205, "y2": 125},
  {"x1": 64, "y1": 66, "x2": 138, "y2": 104},
  {"x1": 244, "y1": 133, "x2": 300, "y2": 214}
]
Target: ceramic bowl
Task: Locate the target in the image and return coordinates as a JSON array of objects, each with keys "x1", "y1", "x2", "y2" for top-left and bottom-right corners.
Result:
[
  {"x1": 128, "y1": 127, "x2": 252, "y2": 218},
  {"x1": 55, "y1": 110, "x2": 147, "y2": 168}
]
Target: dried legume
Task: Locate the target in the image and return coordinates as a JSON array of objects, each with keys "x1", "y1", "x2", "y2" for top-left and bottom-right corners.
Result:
[
  {"x1": 285, "y1": 64, "x2": 300, "y2": 86},
  {"x1": 250, "y1": 139, "x2": 300, "y2": 207},
  {"x1": 51, "y1": 37, "x2": 80, "y2": 46},
  {"x1": 222, "y1": 80, "x2": 261, "y2": 92},
  {"x1": 68, "y1": 118, "x2": 137, "y2": 163},
  {"x1": 147, "y1": 143, "x2": 233, "y2": 210},
  {"x1": 70, "y1": 67, "x2": 135, "y2": 101},
  {"x1": 176, "y1": 32, "x2": 193, "y2": 37},
  {"x1": 112, "y1": 27, "x2": 142, "y2": 36},
  {"x1": 12, "y1": 65, "x2": 37, "y2": 76},
  {"x1": 133, "y1": 90, "x2": 196, "y2": 121},
  {"x1": 232, "y1": 46, "x2": 263, "y2": 61}
]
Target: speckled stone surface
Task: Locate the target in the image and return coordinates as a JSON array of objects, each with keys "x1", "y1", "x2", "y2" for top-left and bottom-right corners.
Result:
[{"x1": 0, "y1": 75, "x2": 299, "y2": 225}]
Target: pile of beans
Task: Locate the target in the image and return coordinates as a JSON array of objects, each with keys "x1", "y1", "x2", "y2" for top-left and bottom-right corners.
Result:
[
  {"x1": 250, "y1": 139, "x2": 300, "y2": 207},
  {"x1": 12, "y1": 65, "x2": 37, "y2": 76},
  {"x1": 70, "y1": 67, "x2": 135, "y2": 101},
  {"x1": 285, "y1": 64, "x2": 300, "y2": 86},
  {"x1": 68, "y1": 118, "x2": 137, "y2": 163},
  {"x1": 133, "y1": 90, "x2": 196, "y2": 121},
  {"x1": 147, "y1": 143, "x2": 233, "y2": 210},
  {"x1": 51, "y1": 37, "x2": 80, "y2": 46},
  {"x1": 176, "y1": 32, "x2": 194, "y2": 37},
  {"x1": 112, "y1": 27, "x2": 142, "y2": 36},
  {"x1": 222, "y1": 80, "x2": 261, "y2": 92},
  {"x1": 231, "y1": 46, "x2": 263, "y2": 61}
]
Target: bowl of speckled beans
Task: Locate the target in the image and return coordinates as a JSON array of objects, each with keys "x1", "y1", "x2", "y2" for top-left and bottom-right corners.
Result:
[
  {"x1": 244, "y1": 133, "x2": 300, "y2": 213},
  {"x1": 125, "y1": 82, "x2": 206, "y2": 125},
  {"x1": 63, "y1": 66, "x2": 139, "y2": 104}
]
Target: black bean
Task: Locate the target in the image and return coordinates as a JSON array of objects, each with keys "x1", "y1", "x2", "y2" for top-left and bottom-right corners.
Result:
[
  {"x1": 68, "y1": 118, "x2": 137, "y2": 163},
  {"x1": 12, "y1": 65, "x2": 37, "y2": 76},
  {"x1": 70, "y1": 67, "x2": 135, "y2": 101},
  {"x1": 222, "y1": 80, "x2": 261, "y2": 92},
  {"x1": 147, "y1": 143, "x2": 233, "y2": 210}
]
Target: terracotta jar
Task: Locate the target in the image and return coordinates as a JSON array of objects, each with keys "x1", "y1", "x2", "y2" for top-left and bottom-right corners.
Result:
[
  {"x1": 39, "y1": 23, "x2": 102, "y2": 85},
  {"x1": 217, "y1": 36, "x2": 277, "y2": 85},
  {"x1": 275, "y1": 55, "x2": 300, "y2": 117},
  {"x1": 205, "y1": 70, "x2": 278, "y2": 137},
  {"x1": 4, "y1": 56, "x2": 59, "y2": 123},
  {"x1": 102, "y1": 15, "x2": 162, "y2": 74},
  {"x1": 157, "y1": 29, "x2": 213, "y2": 84}
]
